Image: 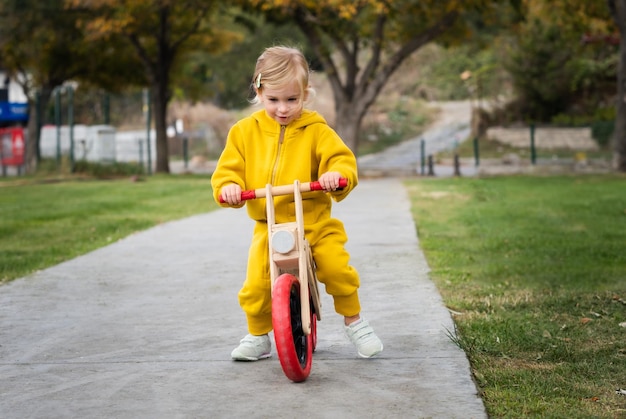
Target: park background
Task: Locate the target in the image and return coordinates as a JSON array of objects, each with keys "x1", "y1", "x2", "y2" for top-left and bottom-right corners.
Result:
[
  {"x1": 1, "y1": 1, "x2": 625, "y2": 418},
  {"x1": 0, "y1": 0, "x2": 625, "y2": 176}
]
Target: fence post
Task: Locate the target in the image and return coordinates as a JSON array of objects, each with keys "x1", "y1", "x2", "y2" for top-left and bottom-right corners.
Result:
[
  {"x1": 183, "y1": 137, "x2": 189, "y2": 169},
  {"x1": 530, "y1": 123, "x2": 537, "y2": 165},
  {"x1": 143, "y1": 88, "x2": 152, "y2": 175},
  {"x1": 138, "y1": 139, "x2": 144, "y2": 172},
  {"x1": 103, "y1": 93, "x2": 110, "y2": 125},
  {"x1": 473, "y1": 137, "x2": 480, "y2": 167},
  {"x1": 454, "y1": 154, "x2": 461, "y2": 176},
  {"x1": 418, "y1": 138, "x2": 424, "y2": 175},
  {"x1": 427, "y1": 154, "x2": 435, "y2": 176},
  {"x1": 68, "y1": 85, "x2": 75, "y2": 173},
  {"x1": 55, "y1": 88, "x2": 61, "y2": 169},
  {"x1": 36, "y1": 90, "x2": 42, "y2": 162}
]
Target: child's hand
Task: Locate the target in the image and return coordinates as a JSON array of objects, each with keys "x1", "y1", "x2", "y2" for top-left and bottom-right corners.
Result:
[
  {"x1": 318, "y1": 171, "x2": 343, "y2": 191},
  {"x1": 220, "y1": 183, "x2": 242, "y2": 205}
]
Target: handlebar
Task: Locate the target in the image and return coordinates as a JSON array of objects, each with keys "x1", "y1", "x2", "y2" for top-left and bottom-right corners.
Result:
[{"x1": 219, "y1": 178, "x2": 348, "y2": 203}]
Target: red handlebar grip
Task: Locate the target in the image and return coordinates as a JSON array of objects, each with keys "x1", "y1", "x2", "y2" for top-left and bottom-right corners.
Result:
[
  {"x1": 219, "y1": 189, "x2": 257, "y2": 203},
  {"x1": 309, "y1": 180, "x2": 322, "y2": 191},
  {"x1": 241, "y1": 190, "x2": 257, "y2": 201},
  {"x1": 309, "y1": 177, "x2": 348, "y2": 191}
]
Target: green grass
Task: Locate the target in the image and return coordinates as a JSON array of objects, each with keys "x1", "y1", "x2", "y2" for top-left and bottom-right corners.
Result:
[
  {"x1": 406, "y1": 175, "x2": 626, "y2": 418},
  {"x1": 0, "y1": 175, "x2": 217, "y2": 283}
]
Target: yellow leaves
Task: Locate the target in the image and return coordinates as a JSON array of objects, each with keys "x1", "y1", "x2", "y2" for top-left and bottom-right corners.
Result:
[
  {"x1": 248, "y1": 0, "x2": 390, "y2": 20},
  {"x1": 443, "y1": 0, "x2": 465, "y2": 13},
  {"x1": 83, "y1": 17, "x2": 131, "y2": 39},
  {"x1": 336, "y1": 3, "x2": 357, "y2": 20},
  {"x1": 245, "y1": 0, "x2": 495, "y2": 29},
  {"x1": 66, "y1": 0, "x2": 123, "y2": 7},
  {"x1": 249, "y1": 0, "x2": 294, "y2": 12},
  {"x1": 522, "y1": 0, "x2": 613, "y2": 32}
]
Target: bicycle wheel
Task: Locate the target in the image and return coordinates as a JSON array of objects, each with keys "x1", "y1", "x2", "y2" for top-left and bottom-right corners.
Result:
[{"x1": 272, "y1": 273, "x2": 313, "y2": 382}]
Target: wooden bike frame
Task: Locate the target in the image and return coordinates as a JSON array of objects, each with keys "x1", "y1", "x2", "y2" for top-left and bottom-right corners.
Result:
[
  {"x1": 265, "y1": 180, "x2": 322, "y2": 336},
  {"x1": 220, "y1": 178, "x2": 347, "y2": 335}
]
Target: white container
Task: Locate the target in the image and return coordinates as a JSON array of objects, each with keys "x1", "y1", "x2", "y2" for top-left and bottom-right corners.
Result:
[
  {"x1": 80, "y1": 125, "x2": 116, "y2": 162},
  {"x1": 115, "y1": 129, "x2": 156, "y2": 167},
  {"x1": 40, "y1": 125, "x2": 88, "y2": 158},
  {"x1": 40, "y1": 124, "x2": 116, "y2": 162}
]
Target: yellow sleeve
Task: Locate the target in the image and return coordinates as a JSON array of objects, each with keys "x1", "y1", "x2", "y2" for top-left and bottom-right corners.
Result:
[
  {"x1": 211, "y1": 123, "x2": 246, "y2": 208},
  {"x1": 317, "y1": 126, "x2": 359, "y2": 203}
]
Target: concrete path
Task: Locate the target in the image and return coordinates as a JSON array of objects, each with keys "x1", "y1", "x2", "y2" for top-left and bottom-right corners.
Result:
[{"x1": 0, "y1": 178, "x2": 486, "y2": 418}]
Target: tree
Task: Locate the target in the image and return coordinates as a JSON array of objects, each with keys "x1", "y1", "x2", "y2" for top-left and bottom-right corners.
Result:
[
  {"x1": 504, "y1": 0, "x2": 623, "y2": 171},
  {"x1": 0, "y1": 0, "x2": 88, "y2": 173},
  {"x1": 0, "y1": 0, "x2": 151, "y2": 173},
  {"x1": 607, "y1": 0, "x2": 626, "y2": 171},
  {"x1": 503, "y1": 17, "x2": 582, "y2": 121},
  {"x1": 238, "y1": 0, "x2": 504, "y2": 153},
  {"x1": 67, "y1": 0, "x2": 237, "y2": 173}
]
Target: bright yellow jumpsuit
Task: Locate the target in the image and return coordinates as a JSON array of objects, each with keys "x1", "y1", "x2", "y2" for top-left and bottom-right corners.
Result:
[{"x1": 211, "y1": 109, "x2": 361, "y2": 335}]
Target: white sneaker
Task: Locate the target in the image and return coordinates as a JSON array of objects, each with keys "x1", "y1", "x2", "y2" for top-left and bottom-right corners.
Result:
[
  {"x1": 344, "y1": 319, "x2": 383, "y2": 358},
  {"x1": 231, "y1": 334, "x2": 272, "y2": 361}
]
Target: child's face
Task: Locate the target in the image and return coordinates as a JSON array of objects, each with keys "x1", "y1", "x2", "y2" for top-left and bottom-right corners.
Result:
[{"x1": 258, "y1": 80, "x2": 305, "y2": 126}]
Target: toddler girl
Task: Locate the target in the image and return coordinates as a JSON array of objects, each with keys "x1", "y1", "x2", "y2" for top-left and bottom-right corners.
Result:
[{"x1": 211, "y1": 46, "x2": 383, "y2": 361}]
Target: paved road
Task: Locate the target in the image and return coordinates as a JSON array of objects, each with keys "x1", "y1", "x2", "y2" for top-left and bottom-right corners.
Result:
[
  {"x1": 358, "y1": 101, "x2": 475, "y2": 177},
  {"x1": 0, "y1": 178, "x2": 486, "y2": 419}
]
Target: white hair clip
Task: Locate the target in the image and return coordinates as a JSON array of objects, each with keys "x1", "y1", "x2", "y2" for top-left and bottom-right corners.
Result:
[{"x1": 255, "y1": 73, "x2": 262, "y2": 89}]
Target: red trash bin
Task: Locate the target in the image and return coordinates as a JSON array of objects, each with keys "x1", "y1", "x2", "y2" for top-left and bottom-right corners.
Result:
[{"x1": 0, "y1": 127, "x2": 25, "y2": 166}]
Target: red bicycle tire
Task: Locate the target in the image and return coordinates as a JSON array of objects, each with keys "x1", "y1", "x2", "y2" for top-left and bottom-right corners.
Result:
[{"x1": 272, "y1": 273, "x2": 313, "y2": 382}]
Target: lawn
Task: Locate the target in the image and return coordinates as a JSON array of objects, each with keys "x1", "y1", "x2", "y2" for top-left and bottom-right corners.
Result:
[
  {"x1": 0, "y1": 175, "x2": 217, "y2": 283},
  {"x1": 406, "y1": 175, "x2": 626, "y2": 418}
]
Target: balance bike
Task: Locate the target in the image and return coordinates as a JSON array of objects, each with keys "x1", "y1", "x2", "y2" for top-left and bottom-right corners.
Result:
[{"x1": 224, "y1": 178, "x2": 347, "y2": 382}]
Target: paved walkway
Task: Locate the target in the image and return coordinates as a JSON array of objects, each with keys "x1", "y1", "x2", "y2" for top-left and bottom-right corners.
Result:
[
  {"x1": 357, "y1": 101, "x2": 475, "y2": 177},
  {"x1": 0, "y1": 178, "x2": 486, "y2": 419}
]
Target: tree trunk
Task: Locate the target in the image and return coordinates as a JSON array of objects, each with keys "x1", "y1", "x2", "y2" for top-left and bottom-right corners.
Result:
[
  {"x1": 333, "y1": 95, "x2": 371, "y2": 154},
  {"x1": 334, "y1": 102, "x2": 363, "y2": 152},
  {"x1": 24, "y1": 89, "x2": 51, "y2": 174},
  {"x1": 24, "y1": 100, "x2": 39, "y2": 174},
  {"x1": 152, "y1": 83, "x2": 170, "y2": 173},
  {"x1": 609, "y1": 0, "x2": 626, "y2": 171}
]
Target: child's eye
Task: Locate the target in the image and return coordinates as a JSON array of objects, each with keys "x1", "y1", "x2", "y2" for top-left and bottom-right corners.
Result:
[{"x1": 288, "y1": 98, "x2": 298, "y2": 102}]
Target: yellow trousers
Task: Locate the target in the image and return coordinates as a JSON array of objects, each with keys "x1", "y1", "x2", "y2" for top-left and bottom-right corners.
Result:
[{"x1": 239, "y1": 218, "x2": 361, "y2": 335}]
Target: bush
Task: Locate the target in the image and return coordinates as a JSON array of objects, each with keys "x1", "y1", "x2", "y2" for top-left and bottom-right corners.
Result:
[
  {"x1": 591, "y1": 120, "x2": 614, "y2": 147},
  {"x1": 73, "y1": 160, "x2": 145, "y2": 177}
]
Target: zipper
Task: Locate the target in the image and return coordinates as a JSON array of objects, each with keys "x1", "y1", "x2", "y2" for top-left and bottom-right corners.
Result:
[{"x1": 271, "y1": 125, "x2": 286, "y2": 185}]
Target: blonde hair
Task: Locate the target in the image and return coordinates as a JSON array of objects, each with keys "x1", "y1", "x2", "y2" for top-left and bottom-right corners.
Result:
[{"x1": 250, "y1": 46, "x2": 315, "y2": 104}]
